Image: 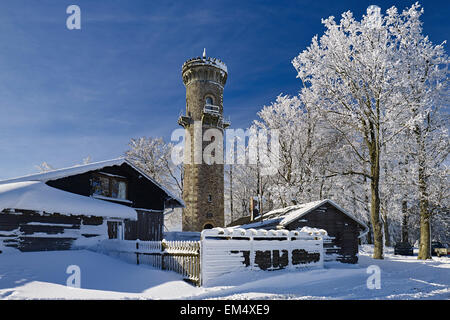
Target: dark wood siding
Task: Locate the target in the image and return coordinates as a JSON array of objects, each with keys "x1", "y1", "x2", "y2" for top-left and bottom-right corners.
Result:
[
  {"x1": 123, "y1": 211, "x2": 163, "y2": 241},
  {"x1": 124, "y1": 220, "x2": 138, "y2": 240},
  {"x1": 136, "y1": 210, "x2": 164, "y2": 241},
  {"x1": 285, "y1": 202, "x2": 361, "y2": 263},
  {"x1": 0, "y1": 210, "x2": 105, "y2": 252}
]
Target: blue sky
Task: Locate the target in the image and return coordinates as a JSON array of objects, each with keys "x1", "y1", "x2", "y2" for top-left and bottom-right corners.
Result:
[{"x1": 0, "y1": 0, "x2": 448, "y2": 179}]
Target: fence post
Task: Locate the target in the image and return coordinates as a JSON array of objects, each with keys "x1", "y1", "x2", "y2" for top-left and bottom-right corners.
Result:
[
  {"x1": 161, "y1": 239, "x2": 166, "y2": 270},
  {"x1": 136, "y1": 241, "x2": 140, "y2": 265},
  {"x1": 249, "y1": 233, "x2": 254, "y2": 270},
  {"x1": 288, "y1": 234, "x2": 292, "y2": 269}
]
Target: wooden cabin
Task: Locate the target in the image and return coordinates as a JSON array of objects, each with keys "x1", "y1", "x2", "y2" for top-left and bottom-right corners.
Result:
[
  {"x1": 230, "y1": 199, "x2": 369, "y2": 264},
  {"x1": 0, "y1": 158, "x2": 184, "y2": 253}
]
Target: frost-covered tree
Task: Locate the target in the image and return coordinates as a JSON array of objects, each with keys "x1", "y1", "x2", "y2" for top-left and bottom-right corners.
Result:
[
  {"x1": 292, "y1": 3, "x2": 449, "y2": 258},
  {"x1": 292, "y1": 4, "x2": 429, "y2": 259},
  {"x1": 125, "y1": 136, "x2": 183, "y2": 197},
  {"x1": 388, "y1": 3, "x2": 449, "y2": 259},
  {"x1": 35, "y1": 162, "x2": 55, "y2": 173},
  {"x1": 35, "y1": 156, "x2": 93, "y2": 173},
  {"x1": 82, "y1": 156, "x2": 92, "y2": 165},
  {"x1": 253, "y1": 94, "x2": 339, "y2": 208},
  {"x1": 227, "y1": 162, "x2": 258, "y2": 220}
]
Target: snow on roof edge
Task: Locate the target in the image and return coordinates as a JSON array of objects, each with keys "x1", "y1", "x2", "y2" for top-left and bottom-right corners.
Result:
[
  {"x1": 239, "y1": 217, "x2": 282, "y2": 230},
  {"x1": 0, "y1": 181, "x2": 137, "y2": 220},
  {"x1": 0, "y1": 158, "x2": 184, "y2": 208},
  {"x1": 0, "y1": 158, "x2": 126, "y2": 185}
]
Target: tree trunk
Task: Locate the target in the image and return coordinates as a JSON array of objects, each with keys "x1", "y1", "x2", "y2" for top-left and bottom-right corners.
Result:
[
  {"x1": 418, "y1": 204, "x2": 431, "y2": 260},
  {"x1": 366, "y1": 219, "x2": 373, "y2": 244},
  {"x1": 417, "y1": 161, "x2": 431, "y2": 260},
  {"x1": 371, "y1": 176, "x2": 384, "y2": 259},
  {"x1": 382, "y1": 211, "x2": 391, "y2": 247},
  {"x1": 401, "y1": 200, "x2": 409, "y2": 243},
  {"x1": 416, "y1": 126, "x2": 432, "y2": 260},
  {"x1": 370, "y1": 140, "x2": 384, "y2": 259},
  {"x1": 401, "y1": 154, "x2": 410, "y2": 244},
  {"x1": 364, "y1": 177, "x2": 373, "y2": 244},
  {"x1": 382, "y1": 147, "x2": 390, "y2": 248}
]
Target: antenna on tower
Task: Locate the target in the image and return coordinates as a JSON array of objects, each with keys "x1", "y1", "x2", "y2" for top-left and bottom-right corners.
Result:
[{"x1": 203, "y1": 48, "x2": 206, "y2": 59}]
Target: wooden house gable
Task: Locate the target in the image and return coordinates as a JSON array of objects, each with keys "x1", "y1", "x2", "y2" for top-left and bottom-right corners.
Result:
[
  {"x1": 285, "y1": 201, "x2": 363, "y2": 237},
  {"x1": 46, "y1": 162, "x2": 168, "y2": 211}
]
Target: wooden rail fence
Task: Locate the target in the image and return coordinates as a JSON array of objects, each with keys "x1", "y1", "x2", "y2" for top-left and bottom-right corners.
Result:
[{"x1": 94, "y1": 239, "x2": 201, "y2": 286}]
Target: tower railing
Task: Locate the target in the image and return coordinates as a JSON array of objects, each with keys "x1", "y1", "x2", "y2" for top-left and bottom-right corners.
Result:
[
  {"x1": 223, "y1": 116, "x2": 231, "y2": 128},
  {"x1": 203, "y1": 104, "x2": 221, "y2": 115}
]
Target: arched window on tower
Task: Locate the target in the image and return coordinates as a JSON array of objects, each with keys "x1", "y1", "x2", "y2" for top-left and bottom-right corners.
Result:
[{"x1": 204, "y1": 96, "x2": 219, "y2": 115}]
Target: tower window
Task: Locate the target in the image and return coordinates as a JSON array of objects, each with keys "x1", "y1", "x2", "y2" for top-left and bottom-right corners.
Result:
[
  {"x1": 206, "y1": 212, "x2": 213, "y2": 218},
  {"x1": 204, "y1": 96, "x2": 220, "y2": 114},
  {"x1": 208, "y1": 194, "x2": 212, "y2": 202},
  {"x1": 205, "y1": 96, "x2": 214, "y2": 105}
]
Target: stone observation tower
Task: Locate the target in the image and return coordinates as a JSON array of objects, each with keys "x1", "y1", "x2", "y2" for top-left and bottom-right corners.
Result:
[{"x1": 178, "y1": 50, "x2": 229, "y2": 231}]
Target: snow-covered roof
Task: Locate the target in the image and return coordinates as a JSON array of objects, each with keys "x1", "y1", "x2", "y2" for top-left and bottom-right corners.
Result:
[
  {"x1": 0, "y1": 158, "x2": 184, "y2": 208},
  {"x1": 0, "y1": 181, "x2": 137, "y2": 219},
  {"x1": 0, "y1": 159, "x2": 124, "y2": 184},
  {"x1": 240, "y1": 199, "x2": 369, "y2": 238}
]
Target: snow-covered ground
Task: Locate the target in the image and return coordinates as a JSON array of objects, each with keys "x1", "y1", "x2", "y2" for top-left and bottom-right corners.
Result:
[{"x1": 0, "y1": 245, "x2": 448, "y2": 300}]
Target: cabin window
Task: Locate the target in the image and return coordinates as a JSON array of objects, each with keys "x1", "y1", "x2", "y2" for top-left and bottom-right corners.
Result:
[{"x1": 91, "y1": 173, "x2": 128, "y2": 200}]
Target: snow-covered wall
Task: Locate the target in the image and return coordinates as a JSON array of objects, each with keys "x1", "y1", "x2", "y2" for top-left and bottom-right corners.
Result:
[
  {"x1": 200, "y1": 228, "x2": 324, "y2": 286},
  {"x1": 0, "y1": 210, "x2": 108, "y2": 253}
]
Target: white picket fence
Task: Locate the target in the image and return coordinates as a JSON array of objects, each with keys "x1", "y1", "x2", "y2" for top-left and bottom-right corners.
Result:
[{"x1": 93, "y1": 227, "x2": 324, "y2": 286}]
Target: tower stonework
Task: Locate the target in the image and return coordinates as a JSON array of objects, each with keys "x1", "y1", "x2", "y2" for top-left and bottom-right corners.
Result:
[{"x1": 178, "y1": 53, "x2": 229, "y2": 232}]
